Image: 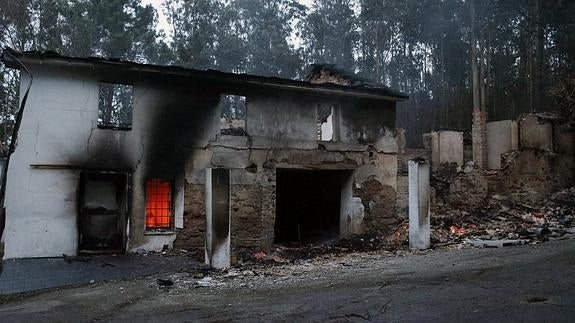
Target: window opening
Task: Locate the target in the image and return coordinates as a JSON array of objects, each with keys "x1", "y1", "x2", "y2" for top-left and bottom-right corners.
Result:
[
  {"x1": 98, "y1": 82, "x2": 133, "y2": 129},
  {"x1": 145, "y1": 178, "x2": 172, "y2": 229},
  {"x1": 220, "y1": 94, "x2": 246, "y2": 136},
  {"x1": 317, "y1": 104, "x2": 337, "y2": 141}
]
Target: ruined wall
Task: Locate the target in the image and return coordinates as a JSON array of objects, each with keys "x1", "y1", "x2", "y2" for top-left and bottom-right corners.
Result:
[
  {"x1": 173, "y1": 184, "x2": 206, "y2": 259},
  {"x1": 430, "y1": 131, "x2": 464, "y2": 170},
  {"x1": 230, "y1": 182, "x2": 276, "y2": 261},
  {"x1": 486, "y1": 120, "x2": 518, "y2": 169},
  {"x1": 3, "y1": 61, "x2": 219, "y2": 259},
  {"x1": 426, "y1": 114, "x2": 574, "y2": 213},
  {"x1": 180, "y1": 90, "x2": 399, "y2": 261},
  {"x1": 494, "y1": 115, "x2": 574, "y2": 203},
  {"x1": 496, "y1": 150, "x2": 574, "y2": 203}
]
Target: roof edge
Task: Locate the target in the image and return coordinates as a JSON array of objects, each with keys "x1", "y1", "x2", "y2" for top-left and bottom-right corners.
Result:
[{"x1": 2, "y1": 48, "x2": 409, "y2": 101}]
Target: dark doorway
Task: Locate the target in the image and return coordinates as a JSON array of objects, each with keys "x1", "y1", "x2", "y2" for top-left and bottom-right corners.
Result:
[
  {"x1": 79, "y1": 172, "x2": 128, "y2": 253},
  {"x1": 275, "y1": 169, "x2": 344, "y2": 244}
]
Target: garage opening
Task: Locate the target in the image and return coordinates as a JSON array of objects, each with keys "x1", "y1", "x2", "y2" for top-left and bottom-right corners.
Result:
[{"x1": 275, "y1": 169, "x2": 348, "y2": 245}]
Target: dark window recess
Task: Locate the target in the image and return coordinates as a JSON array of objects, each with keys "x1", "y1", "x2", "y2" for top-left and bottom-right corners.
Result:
[
  {"x1": 98, "y1": 82, "x2": 133, "y2": 129},
  {"x1": 220, "y1": 94, "x2": 247, "y2": 136}
]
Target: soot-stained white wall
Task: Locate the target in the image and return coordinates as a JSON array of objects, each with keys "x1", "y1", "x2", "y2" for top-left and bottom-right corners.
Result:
[{"x1": 2, "y1": 62, "x2": 205, "y2": 259}]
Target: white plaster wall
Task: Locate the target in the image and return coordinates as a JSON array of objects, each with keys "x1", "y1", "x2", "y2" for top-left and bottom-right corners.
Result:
[
  {"x1": 4, "y1": 167, "x2": 79, "y2": 258},
  {"x1": 4, "y1": 70, "x2": 99, "y2": 258},
  {"x1": 3, "y1": 63, "x2": 185, "y2": 259}
]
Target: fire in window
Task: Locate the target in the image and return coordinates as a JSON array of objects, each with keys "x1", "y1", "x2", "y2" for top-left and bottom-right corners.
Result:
[
  {"x1": 220, "y1": 94, "x2": 247, "y2": 136},
  {"x1": 98, "y1": 82, "x2": 133, "y2": 129},
  {"x1": 145, "y1": 179, "x2": 172, "y2": 229},
  {"x1": 317, "y1": 104, "x2": 338, "y2": 141}
]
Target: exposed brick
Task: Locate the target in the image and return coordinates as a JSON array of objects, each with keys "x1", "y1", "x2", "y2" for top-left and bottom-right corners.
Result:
[
  {"x1": 173, "y1": 183, "x2": 206, "y2": 260},
  {"x1": 354, "y1": 178, "x2": 401, "y2": 237},
  {"x1": 230, "y1": 184, "x2": 276, "y2": 259},
  {"x1": 472, "y1": 110, "x2": 488, "y2": 169}
]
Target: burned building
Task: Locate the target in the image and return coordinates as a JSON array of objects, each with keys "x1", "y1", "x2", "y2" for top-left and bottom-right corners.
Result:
[{"x1": 0, "y1": 50, "x2": 407, "y2": 267}]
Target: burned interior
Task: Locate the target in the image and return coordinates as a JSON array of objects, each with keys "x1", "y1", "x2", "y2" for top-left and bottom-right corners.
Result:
[
  {"x1": 79, "y1": 172, "x2": 128, "y2": 253},
  {"x1": 274, "y1": 169, "x2": 345, "y2": 245}
]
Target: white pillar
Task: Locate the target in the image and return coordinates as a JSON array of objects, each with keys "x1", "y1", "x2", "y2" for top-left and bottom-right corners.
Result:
[
  {"x1": 205, "y1": 168, "x2": 231, "y2": 269},
  {"x1": 408, "y1": 159, "x2": 430, "y2": 250}
]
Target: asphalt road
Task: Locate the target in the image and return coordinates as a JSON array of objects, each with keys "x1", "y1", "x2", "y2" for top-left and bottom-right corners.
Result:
[{"x1": 1, "y1": 239, "x2": 574, "y2": 322}]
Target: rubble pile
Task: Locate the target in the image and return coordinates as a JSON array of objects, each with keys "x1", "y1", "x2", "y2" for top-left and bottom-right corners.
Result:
[
  {"x1": 229, "y1": 230, "x2": 409, "y2": 268},
  {"x1": 431, "y1": 187, "x2": 575, "y2": 248},
  {"x1": 155, "y1": 249, "x2": 410, "y2": 292}
]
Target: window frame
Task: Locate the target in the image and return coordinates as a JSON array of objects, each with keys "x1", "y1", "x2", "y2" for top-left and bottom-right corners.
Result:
[
  {"x1": 219, "y1": 94, "x2": 248, "y2": 136},
  {"x1": 144, "y1": 178, "x2": 174, "y2": 232},
  {"x1": 316, "y1": 103, "x2": 340, "y2": 142},
  {"x1": 97, "y1": 81, "x2": 134, "y2": 131}
]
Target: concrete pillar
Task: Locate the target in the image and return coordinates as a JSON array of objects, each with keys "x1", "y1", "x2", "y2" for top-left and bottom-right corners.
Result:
[
  {"x1": 472, "y1": 109, "x2": 488, "y2": 169},
  {"x1": 408, "y1": 159, "x2": 430, "y2": 250},
  {"x1": 205, "y1": 168, "x2": 231, "y2": 269}
]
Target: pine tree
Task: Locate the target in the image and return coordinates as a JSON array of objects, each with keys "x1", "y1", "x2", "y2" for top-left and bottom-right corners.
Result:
[
  {"x1": 234, "y1": 0, "x2": 304, "y2": 78},
  {"x1": 301, "y1": 0, "x2": 358, "y2": 72}
]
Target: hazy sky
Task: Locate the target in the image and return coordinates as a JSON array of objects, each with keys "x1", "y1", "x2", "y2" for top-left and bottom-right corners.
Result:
[
  {"x1": 140, "y1": 0, "x2": 171, "y2": 35},
  {"x1": 141, "y1": 0, "x2": 314, "y2": 43}
]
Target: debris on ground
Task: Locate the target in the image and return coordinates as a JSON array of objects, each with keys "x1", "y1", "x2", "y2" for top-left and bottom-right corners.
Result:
[
  {"x1": 431, "y1": 187, "x2": 575, "y2": 248},
  {"x1": 149, "y1": 187, "x2": 575, "y2": 294}
]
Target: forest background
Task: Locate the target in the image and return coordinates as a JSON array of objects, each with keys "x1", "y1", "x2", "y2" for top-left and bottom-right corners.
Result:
[{"x1": 1, "y1": 0, "x2": 574, "y2": 147}]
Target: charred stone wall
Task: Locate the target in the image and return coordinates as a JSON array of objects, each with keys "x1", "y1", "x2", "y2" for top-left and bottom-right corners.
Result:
[
  {"x1": 180, "y1": 90, "x2": 400, "y2": 262},
  {"x1": 230, "y1": 183, "x2": 275, "y2": 261},
  {"x1": 173, "y1": 184, "x2": 206, "y2": 259},
  {"x1": 422, "y1": 114, "x2": 575, "y2": 214}
]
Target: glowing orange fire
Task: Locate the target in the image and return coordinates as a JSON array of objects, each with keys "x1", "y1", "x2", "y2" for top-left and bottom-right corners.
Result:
[
  {"x1": 450, "y1": 225, "x2": 466, "y2": 235},
  {"x1": 145, "y1": 179, "x2": 171, "y2": 229}
]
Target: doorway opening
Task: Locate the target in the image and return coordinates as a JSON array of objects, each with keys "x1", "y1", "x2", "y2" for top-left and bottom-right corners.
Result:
[
  {"x1": 78, "y1": 172, "x2": 129, "y2": 254},
  {"x1": 275, "y1": 168, "x2": 347, "y2": 245}
]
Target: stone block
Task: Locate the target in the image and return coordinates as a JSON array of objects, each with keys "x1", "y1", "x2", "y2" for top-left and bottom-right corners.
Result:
[
  {"x1": 486, "y1": 120, "x2": 518, "y2": 169},
  {"x1": 430, "y1": 131, "x2": 464, "y2": 170},
  {"x1": 519, "y1": 114, "x2": 553, "y2": 151}
]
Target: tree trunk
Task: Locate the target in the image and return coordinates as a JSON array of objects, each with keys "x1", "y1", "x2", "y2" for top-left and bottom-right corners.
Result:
[{"x1": 535, "y1": 0, "x2": 544, "y2": 112}]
